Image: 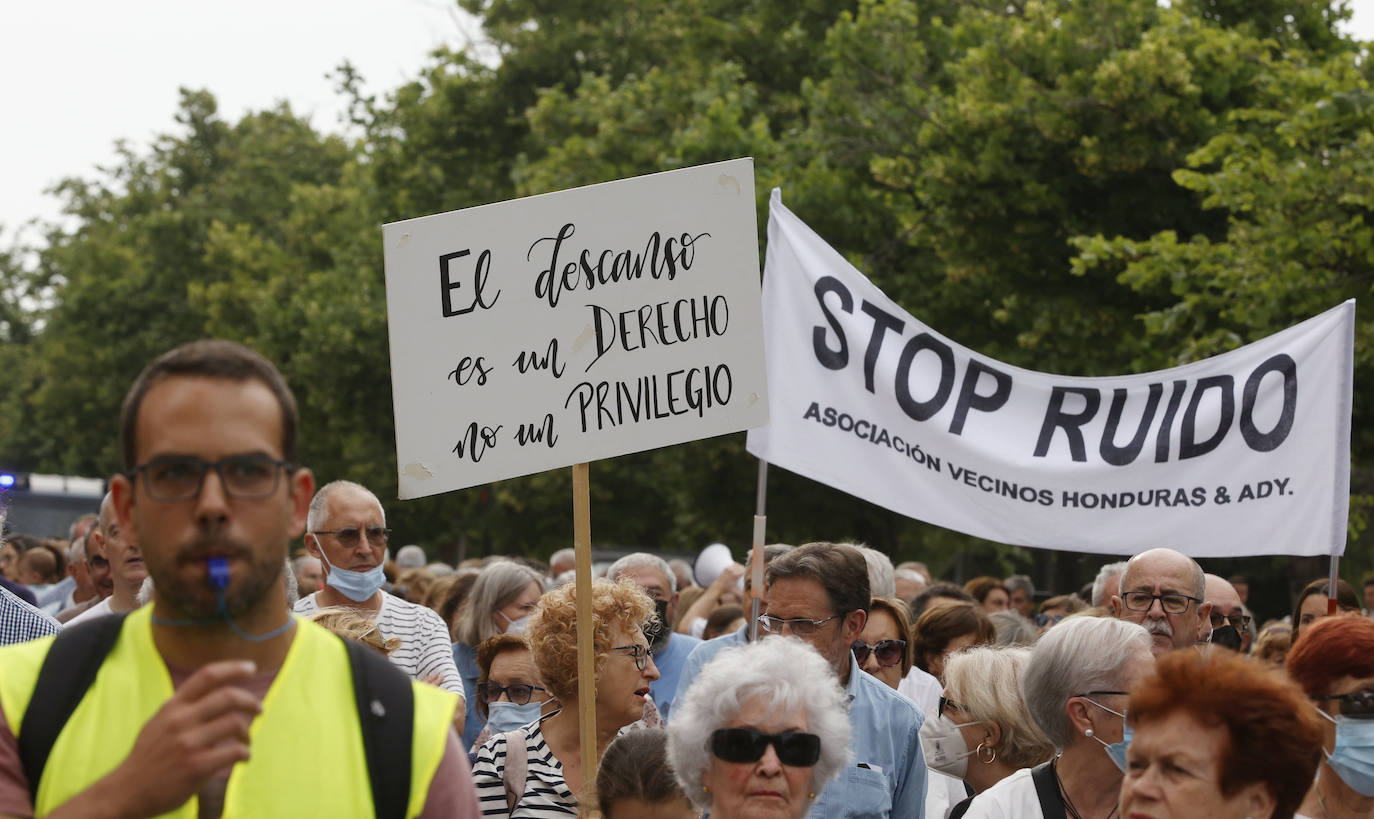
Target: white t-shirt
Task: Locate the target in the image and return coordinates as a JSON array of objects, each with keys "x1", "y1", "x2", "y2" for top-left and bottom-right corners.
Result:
[
  {"x1": 295, "y1": 592, "x2": 465, "y2": 699},
  {"x1": 900, "y1": 664, "x2": 942, "y2": 720},
  {"x1": 959, "y1": 767, "x2": 1042, "y2": 819},
  {"x1": 66, "y1": 596, "x2": 138, "y2": 626}
]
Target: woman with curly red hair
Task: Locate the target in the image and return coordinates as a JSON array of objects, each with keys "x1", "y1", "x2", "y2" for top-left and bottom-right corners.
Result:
[
  {"x1": 1287, "y1": 614, "x2": 1374, "y2": 818},
  {"x1": 1121, "y1": 646, "x2": 1323, "y2": 818},
  {"x1": 471, "y1": 577, "x2": 660, "y2": 818}
]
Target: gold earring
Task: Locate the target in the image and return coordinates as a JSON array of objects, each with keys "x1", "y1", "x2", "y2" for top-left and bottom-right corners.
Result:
[
  {"x1": 808, "y1": 793, "x2": 816, "y2": 799},
  {"x1": 702, "y1": 785, "x2": 710, "y2": 794}
]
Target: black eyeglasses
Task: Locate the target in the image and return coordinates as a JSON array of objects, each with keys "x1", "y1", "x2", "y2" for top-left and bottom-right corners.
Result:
[
  {"x1": 852, "y1": 638, "x2": 906, "y2": 667},
  {"x1": 130, "y1": 454, "x2": 292, "y2": 502},
  {"x1": 757, "y1": 614, "x2": 839, "y2": 636},
  {"x1": 938, "y1": 696, "x2": 965, "y2": 718},
  {"x1": 311, "y1": 526, "x2": 392, "y2": 549},
  {"x1": 610, "y1": 644, "x2": 649, "y2": 671},
  {"x1": 1315, "y1": 691, "x2": 1374, "y2": 719},
  {"x1": 476, "y1": 681, "x2": 546, "y2": 705},
  {"x1": 710, "y1": 727, "x2": 822, "y2": 767},
  {"x1": 1121, "y1": 591, "x2": 1202, "y2": 615},
  {"x1": 1209, "y1": 611, "x2": 1252, "y2": 631}
]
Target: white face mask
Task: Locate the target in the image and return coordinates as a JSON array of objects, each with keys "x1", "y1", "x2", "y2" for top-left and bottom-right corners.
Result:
[
  {"x1": 497, "y1": 610, "x2": 530, "y2": 634},
  {"x1": 918, "y1": 715, "x2": 982, "y2": 779}
]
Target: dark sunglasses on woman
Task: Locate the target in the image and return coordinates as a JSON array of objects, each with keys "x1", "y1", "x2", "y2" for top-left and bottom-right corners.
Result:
[
  {"x1": 710, "y1": 727, "x2": 822, "y2": 766},
  {"x1": 851, "y1": 638, "x2": 906, "y2": 667}
]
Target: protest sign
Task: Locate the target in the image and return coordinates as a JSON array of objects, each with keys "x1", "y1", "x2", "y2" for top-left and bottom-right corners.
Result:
[
  {"x1": 746, "y1": 190, "x2": 1355, "y2": 558},
  {"x1": 383, "y1": 159, "x2": 769, "y2": 499}
]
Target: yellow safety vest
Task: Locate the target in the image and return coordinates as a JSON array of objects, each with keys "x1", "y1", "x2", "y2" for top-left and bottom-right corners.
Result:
[{"x1": 0, "y1": 607, "x2": 456, "y2": 818}]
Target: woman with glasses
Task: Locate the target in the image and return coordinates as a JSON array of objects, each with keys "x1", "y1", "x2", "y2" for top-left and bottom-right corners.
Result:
[
  {"x1": 472, "y1": 577, "x2": 659, "y2": 818},
  {"x1": 452, "y1": 560, "x2": 546, "y2": 748},
  {"x1": 1287, "y1": 614, "x2": 1374, "y2": 818},
  {"x1": 1120, "y1": 647, "x2": 1322, "y2": 819},
  {"x1": 931, "y1": 647, "x2": 1054, "y2": 818},
  {"x1": 854, "y1": 596, "x2": 914, "y2": 690},
  {"x1": 961, "y1": 616, "x2": 1153, "y2": 819},
  {"x1": 667, "y1": 637, "x2": 850, "y2": 819},
  {"x1": 464, "y1": 633, "x2": 553, "y2": 756}
]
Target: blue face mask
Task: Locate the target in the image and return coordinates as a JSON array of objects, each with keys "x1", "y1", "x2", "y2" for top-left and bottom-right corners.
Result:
[
  {"x1": 1316, "y1": 707, "x2": 1374, "y2": 796},
  {"x1": 486, "y1": 700, "x2": 544, "y2": 735},
  {"x1": 1084, "y1": 697, "x2": 1131, "y2": 773},
  {"x1": 317, "y1": 539, "x2": 387, "y2": 602}
]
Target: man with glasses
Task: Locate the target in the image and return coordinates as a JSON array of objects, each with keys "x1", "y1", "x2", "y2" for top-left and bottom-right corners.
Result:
[
  {"x1": 758, "y1": 542, "x2": 927, "y2": 818},
  {"x1": 607, "y1": 552, "x2": 700, "y2": 721},
  {"x1": 295, "y1": 481, "x2": 468, "y2": 719},
  {"x1": 1108, "y1": 547, "x2": 1212, "y2": 658},
  {"x1": 0, "y1": 340, "x2": 477, "y2": 817},
  {"x1": 1204, "y1": 573, "x2": 1251, "y2": 653},
  {"x1": 68, "y1": 492, "x2": 149, "y2": 625}
]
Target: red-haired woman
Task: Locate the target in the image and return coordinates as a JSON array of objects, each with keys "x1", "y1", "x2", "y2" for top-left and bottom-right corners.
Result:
[
  {"x1": 1287, "y1": 614, "x2": 1374, "y2": 818},
  {"x1": 1121, "y1": 647, "x2": 1323, "y2": 818}
]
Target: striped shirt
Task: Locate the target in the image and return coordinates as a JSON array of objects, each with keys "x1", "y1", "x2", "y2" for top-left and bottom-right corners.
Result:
[
  {"x1": 295, "y1": 592, "x2": 465, "y2": 699},
  {"x1": 471, "y1": 722, "x2": 577, "y2": 818},
  {"x1": 0, "y1": 584, "x2": 60, "y2": 646}
]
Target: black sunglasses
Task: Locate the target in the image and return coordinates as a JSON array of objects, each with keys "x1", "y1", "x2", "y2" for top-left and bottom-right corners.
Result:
[
  {"x1": 710, "y1": 727, "x2": 822, "y2": 767},
  {"x1": 852, "y1": 638, "x2": 906, "y2": 667},
  {"x1": 938, "y1": 696, "x2": 965, "y2": 718},
  {"x1": 1315, "y1": 691, "x2": 1374, "y2": 719},
  {"x1": 475, "y1": 681, "x2": 546, "y2": 706}
]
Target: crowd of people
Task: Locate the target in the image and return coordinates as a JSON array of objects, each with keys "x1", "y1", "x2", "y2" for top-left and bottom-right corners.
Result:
[{"x1": 0, "y1": 338, "x2": 1373, "y2": 818}]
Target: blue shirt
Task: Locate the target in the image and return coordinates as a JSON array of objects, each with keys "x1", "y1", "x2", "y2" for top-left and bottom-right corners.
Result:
[
  {"x1": 453, "y1": 641, "x2": 484, "y2": 750},
  {"x1": 0, "y1": 584, "x2": 61, "y2": 646},
  {"x1": 648, "y1": 631, "x2": 700, "y2": 721},
  {"x1": 677, "y1": 626, "x2": 928, "y2": 818}
]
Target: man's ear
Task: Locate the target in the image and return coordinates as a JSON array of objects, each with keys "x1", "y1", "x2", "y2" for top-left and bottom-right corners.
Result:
[
  {"x1": 1109, "y1": 595, "x2": 1123, "y2": 617},
  {"x1": 841, "y1": 609, "x2": 867, "y2": 644},
  {"x1": 110, "y1": 475, "x2": 134, "y2": 545},
  {"x1": 287, "y1": 467, "x2": 315, "y2": 539}
]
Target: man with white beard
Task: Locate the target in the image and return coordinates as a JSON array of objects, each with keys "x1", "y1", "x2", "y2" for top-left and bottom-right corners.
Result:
[{"x1": 1108, "y1": 548, "x2": 1212, "y2": 658}]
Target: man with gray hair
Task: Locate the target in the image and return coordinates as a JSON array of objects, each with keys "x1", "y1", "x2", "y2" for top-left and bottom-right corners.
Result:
[
  {"x1": 294, "y1": 480, "x2": 466, "y2": 727},
  {"x1": 1004, "y1": 574, "x2": 1036, "y2": 619},
  {"x1": 547, "y1": 547, "x2": 575, "y2": 581},
  {"x1": 1091, "y1": 560, "x2": 1129, "y2": 607},
  {"x1": 1108, "y1": 548, "x2": 1211, "y2": 658},
  {"x1": 607, "y1": 552, "x2": 701, "y2": 720}
]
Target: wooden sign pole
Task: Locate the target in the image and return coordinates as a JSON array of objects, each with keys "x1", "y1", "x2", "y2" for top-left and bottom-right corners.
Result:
[{"x1": 572, "y1": 462, "x2": 602, "y2": 817}]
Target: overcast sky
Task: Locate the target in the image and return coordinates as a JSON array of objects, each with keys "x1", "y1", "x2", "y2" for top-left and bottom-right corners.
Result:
[{"x1": 2, "y1": 1, "x2": 1371, "y2": 245}]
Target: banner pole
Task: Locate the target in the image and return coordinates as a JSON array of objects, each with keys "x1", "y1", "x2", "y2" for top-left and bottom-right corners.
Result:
[
  {"x1": 572, "y1": 462, "x2": 602, "y2": 817},
  {"x1": 749, "y1": 460, "x2": 768, "y2": 643},
  {"x1": 1328, "y1": 553, "x2": 1340, "y2": 616}
]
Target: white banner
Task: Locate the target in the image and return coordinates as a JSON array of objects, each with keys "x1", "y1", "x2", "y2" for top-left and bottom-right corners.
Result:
[
  {"x1": 384, "y1": 159, "x2": 769, "y2": 499},
  {"x1": 746, "y1": 190, "x2": 1355, "y2": 558}
]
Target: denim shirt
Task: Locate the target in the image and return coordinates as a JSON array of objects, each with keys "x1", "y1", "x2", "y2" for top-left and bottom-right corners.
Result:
[
  {"x1": 676, "y1": 627, "x2": 927, "y2": 818},
  {"x1": 806, "y1": 651, "x2": 927, "y2": 819}
]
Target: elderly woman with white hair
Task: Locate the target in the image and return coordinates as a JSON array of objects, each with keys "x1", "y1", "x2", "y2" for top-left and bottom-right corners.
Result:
[
  {"x1": 960, "y1": 616, "x2": 1153, "y2": 818},
  {"x1": 925, "y1": 646, "x2": 1055, "y2": 817},
  {"x1": 668, "y1": 637, "x2": 851, "y2": 819},
  {"x1": 452, "y1": 560, "x2": 546, "y2": 748}
]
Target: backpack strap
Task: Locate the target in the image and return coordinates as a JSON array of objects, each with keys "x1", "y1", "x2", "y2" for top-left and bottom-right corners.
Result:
[
  {"x1": 500, "y1": 729, "x2": 528, "y2": 813},
  {"x1": 344, "y1": 638, "x2": 415, "y2": 819},
  {"x1": 1029, "y1": 759, "x2": 1070, "y2": 819},
  {"x1": 17, "y1": 613, "x2": 128, "y2": 796}
]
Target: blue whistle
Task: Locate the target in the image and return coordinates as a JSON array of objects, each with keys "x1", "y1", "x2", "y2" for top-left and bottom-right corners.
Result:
[{"x1": 208, "y1": 557, "x2": 231, "y2": 590}]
